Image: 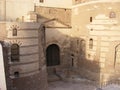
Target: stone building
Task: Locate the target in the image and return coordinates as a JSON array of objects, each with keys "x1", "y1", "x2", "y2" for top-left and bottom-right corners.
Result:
[
  {"x1": 0, "y1": 0, "x2": 120, "y2": 90},
  {"x1": 0, "y1": 22, "x2": 48, "y2": 90},
  {"x1": 72, "y1": 0, "x2": 120, "y2": 85}
]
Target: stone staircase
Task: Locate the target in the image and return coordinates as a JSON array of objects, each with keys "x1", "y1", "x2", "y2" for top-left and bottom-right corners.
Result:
[
  {"x1": 47, "y1": 67, "x2": 61, "y2": 82},
  {"x1": 47, "y1": 66, "x2": 72, "y2": 82}
]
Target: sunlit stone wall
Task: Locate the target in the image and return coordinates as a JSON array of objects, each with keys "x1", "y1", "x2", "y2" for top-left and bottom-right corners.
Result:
[
  {"x1": 72, "y1": 1, "x2": 120, "y2": 84},
  {"x1": 5, "y1": 22, "x2": 47, "y2": 90}
]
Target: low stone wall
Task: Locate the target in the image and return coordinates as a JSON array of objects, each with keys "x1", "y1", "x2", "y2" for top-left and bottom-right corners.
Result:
[{"x1": 10, "y1": 69, "x2": 48, "y2": 90}]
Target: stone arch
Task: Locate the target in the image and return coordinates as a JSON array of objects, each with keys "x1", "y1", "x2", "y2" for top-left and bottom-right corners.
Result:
[
  {"x1": 46, "y1": 44, "x2": 60, "y2": 66},
  {"x1": 89, "y1": 38, "x2": 93, "y2": 49},
  {"x1": 115, "y1": 43, "x2": 120, "y2": 67},
  {"x1": 11, "y1": 43, "x2": 20, "y2": 62}
]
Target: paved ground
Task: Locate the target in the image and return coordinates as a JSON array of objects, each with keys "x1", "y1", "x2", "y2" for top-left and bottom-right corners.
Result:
[
  {"x1": 48, "y1": 80, "x2": 120, "y2": 90},
  {"x1": 102, "y1": 84, "x2": 120, "y2": 90},
  {"x1": 48, "y1": 80, "x2": 96, "y2": 90}
]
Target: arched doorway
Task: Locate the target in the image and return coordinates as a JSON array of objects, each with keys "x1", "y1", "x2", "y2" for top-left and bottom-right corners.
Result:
[{"x1": 46, "y1": 44, "x2": 60, "y2": 66}]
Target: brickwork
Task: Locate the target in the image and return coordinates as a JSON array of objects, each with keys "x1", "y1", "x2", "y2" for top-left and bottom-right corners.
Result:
[
  {"x1": 0, "y1": 22, "x2": 48, "y2": 90},
  {"x1": 35, "y1": 6, "x2": 71, "y2": 25},
  {"x1": 10, "y1": 70, "x2": 47, "y2": 90},
  {"x1": 72, "y1": 1, "x2": 120, "y2": 85},
  {"x1": 0, "y1": 0, "x2": 120, "y2": 89}
]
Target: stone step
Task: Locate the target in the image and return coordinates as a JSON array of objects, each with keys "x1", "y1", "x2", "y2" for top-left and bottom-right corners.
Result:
[
  {"x1": 47, "y1": 67, "x2": 56, "y2": 75},
  {"x1": 48, "y1": 74, "x2": 61, "y2": 82}
]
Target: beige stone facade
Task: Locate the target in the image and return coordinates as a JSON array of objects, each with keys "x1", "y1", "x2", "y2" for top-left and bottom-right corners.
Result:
[
  {"x1": 0, "y1": 22, "x2": 48, "y2": 90},
  {"x1": 0, "y1": 0, "x2": 120, "y2": 90},
  {"x1": 72, "y1": 1, "x2": 120, "y2": 84},
  {"x1": 35, "y1": 6, "x2": 71, "y2": 25}
]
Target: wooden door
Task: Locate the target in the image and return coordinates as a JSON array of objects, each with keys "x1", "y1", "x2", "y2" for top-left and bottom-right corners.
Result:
[{"x1": 46, "y1": 44, "x2": 60, "y2": 66}]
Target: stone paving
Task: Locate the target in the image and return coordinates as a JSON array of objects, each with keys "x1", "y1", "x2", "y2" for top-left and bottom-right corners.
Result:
[
  {"x1": 48, "y1": 80, "x2": 120, "y2": 90},
  {"x1": 102, "y1": 84, "x2": 120, "y2": 90},
  {"x1": 48, "y1": 80, "x2": 96, "y2": 90}
]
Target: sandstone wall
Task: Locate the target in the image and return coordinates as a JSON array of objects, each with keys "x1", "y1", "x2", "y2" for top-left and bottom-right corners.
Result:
[
  {"x1": 35, "y1": 6, "x2": 71, "y2": 25},
  {"x1": 72, "y1": 1, "x2": 120, "y2": 84},
  {"x1": 5, "y1": 22, "x2": 47, "y2": 90},
  {"x1": 0, "y1": 22, "x2": 7, "y2": 40},
  {"x1": 46, "y1": 27, "x2": 71, "y2": 68},
  {"x1": 34, "y1": 0, "x2": 72, "y2": 8},
  {"x1": 0, "y1": 0, "x2": 6, "y2": 21}
]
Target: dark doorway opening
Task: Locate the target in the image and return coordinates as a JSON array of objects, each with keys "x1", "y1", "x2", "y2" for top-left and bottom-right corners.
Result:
[{"x1": 46, "y1": 44, "x2": 60, "y2": 66}]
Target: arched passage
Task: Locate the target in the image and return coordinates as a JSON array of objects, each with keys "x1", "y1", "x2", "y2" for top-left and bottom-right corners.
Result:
[{"x1": 46, "y1": 44, "x2": 60, "y2": 66}]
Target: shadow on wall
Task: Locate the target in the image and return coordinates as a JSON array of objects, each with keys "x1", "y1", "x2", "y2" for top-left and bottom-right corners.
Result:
[
  {"x1": 42, "y1": 22, "x2": 101, "y2": 86},
  {"x1": 69, "y1": 37, "x2": 101, "y2": 85}
]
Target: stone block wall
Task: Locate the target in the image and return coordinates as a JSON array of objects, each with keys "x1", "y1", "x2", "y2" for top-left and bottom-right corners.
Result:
[
  {"x1": 72, "y1": 0, "x2": 88, "y2": 5},
  {"x1": 11, "y1": 68, "x2": 47, "y2": 90},
  {"x1": 70, "y1": 37, "x2": 101, "y2": 83},
  {"x1": 72, "y1": 1, "x2": 120, "y2": 84},
  {"x1": 35, "y1": 6, "x2": 71, "y2": 25},
  {"x1": 88, "y1": 12, "x2": 120, "y2": 84},
  {"x1": 45, "y1": 27, "x2": 71, "y2": 68},
  {"x1": 0, "y1": 22, "x2": 7, "y2": 40},
  {"x1": 5, "y1": 22, "x2": 48, "y2": 90}
]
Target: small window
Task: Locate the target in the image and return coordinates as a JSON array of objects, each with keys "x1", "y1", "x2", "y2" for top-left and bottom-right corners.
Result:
[
  {"x1": 89, "y1": 38, "x2": 93, "y2": 49},
  {"x1": 12, "y1": 28, "x2": 17, "y2": 36},
  {"x1": 109, "y1": 11, "x2": 116, "y2": 18},
  {"x1": 90, "y1": 17, "x2": 92, "y2": 22},
  {"x1": 77, "y1": 39, "x2": 79, "y2": 45},
  {"x1": 71, "y1": 54, "x2": 74, "y2": 57},
  {"x1": 39, "y1": 0, "x2": 44, "y2": 3},
  {"x1": 14, "y1": 71, "x2": 19, "y2": 78},
  {"x1": 80, "y1": 40, "x2": 86, "y2": 52},
  {"x1": 11, "y1": 44, "x2": 19, "y2": 62}
]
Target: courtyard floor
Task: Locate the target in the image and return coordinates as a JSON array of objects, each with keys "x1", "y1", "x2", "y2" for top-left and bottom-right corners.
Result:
[
  {"x1": 48, "y1": 80, "x2": 120, "y2": 90},
  {"x1": 48, "y1": 80, "x2": 96, "y2": 90}
]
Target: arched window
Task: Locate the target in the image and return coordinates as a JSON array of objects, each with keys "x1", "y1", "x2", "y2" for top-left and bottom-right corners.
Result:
[
  {"x1": 115, "y1": 44, "x2": 120, "y2": 67},
  {"x1": 109, "y1": 11, "x2": 116, "y2": 18},
  {"x1": 14, "y1": 71, "x2": 19, "y2": 78},
  {"x1": 11, "y1": 44, "x2": 19, "y2": 62},
  {"x1": 80, "y1": 40, "x2": 86, "y2": 52},
  {"x1": 116, "y1": 49, "x2": 120, "y2": 64},
  {"x1": 79, "y1": 40, "x2": 86, "y2": 58},
  {"x1": 12, "y1": 28, "x2": 17, "y2": 36},
  {"x1": 90, "y1": 17, "x2": 92, "y2": 22},
  {"x1": 89, "y1": 38, "x2": 93, "y2": 49}
]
